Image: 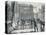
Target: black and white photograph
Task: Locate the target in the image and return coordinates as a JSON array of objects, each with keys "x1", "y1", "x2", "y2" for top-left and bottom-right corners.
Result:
[{"x1": 5, "y1": 1, "x2": 45, "y2": 34}]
